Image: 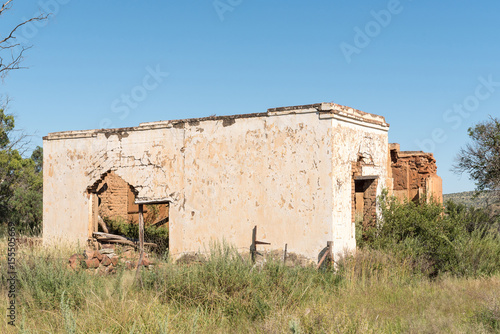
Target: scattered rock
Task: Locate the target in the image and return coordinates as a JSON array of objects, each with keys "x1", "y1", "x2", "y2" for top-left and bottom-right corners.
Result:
[
  {"x1": 68, "y1": 254, "x2": 84, "y2": 270},
  {"x1": 99, "y1": 248, "x2": 114, "y2": 255},
  {"x1": 101, "y1": 255, "x2": 112, "y2": 266},
  {"x1": 121, "y1": 250, "x2": 135, "y2": 259},
  {"x1": 83, "y1": 250, "x2": 94, "y2": 259},
  {"x1": 67, "y1": 249, "x2": 155, "y2": 273},
  {"x1": 95, "y1": 251, "x2": 103, "y2": 261},
  {"x1": 84, "y1": 258, "x2": 100, "y2": 269}
]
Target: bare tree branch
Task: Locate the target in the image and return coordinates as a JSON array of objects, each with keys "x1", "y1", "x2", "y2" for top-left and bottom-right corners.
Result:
[
  {"x1": 0, "y1": 0, "x2": 49, "y2": 79},
  {"x1": 0, "y1": 0, "x2": 13, "y2": 16}
]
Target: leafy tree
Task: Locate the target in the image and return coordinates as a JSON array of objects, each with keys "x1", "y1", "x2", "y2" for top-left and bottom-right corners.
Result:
[
  {"x1": 0, "y1": 108, "x2": 42, "y2": 234},
  {"x1": 31, "y1": 145, "x2": 43, "y2": 173},
  {"x1": 0, "y1": 0, "x2": 47, "y2": 234},
  {"x1": 454, "y1": 117, "x2": 500, "y2": 192}
]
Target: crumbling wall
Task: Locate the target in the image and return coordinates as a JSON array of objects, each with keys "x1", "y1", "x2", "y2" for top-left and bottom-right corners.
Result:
[
  {"x1": 329, "y1": 114, "x2": 389, "y2": 256},
  {"x1": 96, "y1": 171, "x2": 131, "y2": 222},
  {"x1": 362, "y1": 179, "x2": 378, "y2": 226},
  {"x1": 389, "y1": 143, "x2": 442, "y2": 203}
]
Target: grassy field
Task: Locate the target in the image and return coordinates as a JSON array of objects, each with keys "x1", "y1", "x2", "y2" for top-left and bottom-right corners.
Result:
[{"x1": 1, "y1": 242, "x2": 500, "y2": 334}]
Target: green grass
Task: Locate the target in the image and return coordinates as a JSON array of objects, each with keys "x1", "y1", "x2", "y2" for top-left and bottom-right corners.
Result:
[
  {"x1": 2, "y1": 196, "x2": 500, "y2": 332},
  {"x1": 2, "y1": 242, "x2": 500, "y2": 333}
]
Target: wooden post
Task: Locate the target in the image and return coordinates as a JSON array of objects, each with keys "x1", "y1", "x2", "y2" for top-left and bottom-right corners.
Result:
[
  {"x1": 135, "y1": 204, "x2": 145, "y2": 281},
  {"x1": 93, "y1": 194, "x2": 99, "y2": 233},
  {"x1": 139, "y1": 204, "x2": 144, "y2": 255},
  {"x1": 283, "y1": 243, "x2": 288, "y2": 264},
  {"x1": 327, "y1": 241, "x2": 333, "y2": 266},
  {"x1": 250, "y1": 226, "x2": 270, "y2": 263},
  {"x1": 316, "y1": 241, "x2": 333, "y2": 270},
  {"x1": 251, "y1": 226, "x2": 257, "y2": 263}
]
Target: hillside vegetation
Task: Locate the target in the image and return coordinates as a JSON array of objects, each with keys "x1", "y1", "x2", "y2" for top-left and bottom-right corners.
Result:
[{"x1": 444, "y1": 190, "x2": 500, "y2": 216}]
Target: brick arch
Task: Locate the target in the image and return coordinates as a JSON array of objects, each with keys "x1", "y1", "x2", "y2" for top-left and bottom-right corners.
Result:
[
  {"x1": 87, "y1": 170, "x2": 169, "y2": 230},
  {"x1": 87, "y1": 170, "x2": 140, "y2": 225},
  {"x1": 87, "y1": 169, "x2": 137, "y2": 196}
]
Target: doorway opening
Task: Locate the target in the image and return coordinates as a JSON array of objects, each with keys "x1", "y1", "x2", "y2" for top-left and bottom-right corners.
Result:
[{"x1": 353, "y1": 176, "x2": 378, "y2": 234}]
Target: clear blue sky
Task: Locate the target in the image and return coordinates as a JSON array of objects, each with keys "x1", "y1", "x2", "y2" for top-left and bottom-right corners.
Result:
[{"x1": 1, "y1": 0, "x2": 499, "y2": 194}]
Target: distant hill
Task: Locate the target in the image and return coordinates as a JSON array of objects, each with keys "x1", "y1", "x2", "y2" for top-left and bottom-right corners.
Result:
[{"x1": 444, "y1": 190, "x2": 500, "y2": 215}]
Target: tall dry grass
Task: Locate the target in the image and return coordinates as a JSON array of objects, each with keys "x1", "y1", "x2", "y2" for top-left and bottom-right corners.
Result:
[{"x1": 1, "y1": 241, "x2": 500, "y2": 333}]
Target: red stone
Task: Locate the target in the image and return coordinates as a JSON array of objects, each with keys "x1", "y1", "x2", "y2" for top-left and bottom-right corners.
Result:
[
  {"x1": 84, "y1": 258, "x2": 100, "y2": 269},
  {"x1": 83, "y1": 250, "x2": 94, "y2": 259},
  {"x1": 68, "y1": 254, "x2": 84, "y2": 270},
  {"x1": 101, "y1": 255, "x2": 112, "y2": 266}
]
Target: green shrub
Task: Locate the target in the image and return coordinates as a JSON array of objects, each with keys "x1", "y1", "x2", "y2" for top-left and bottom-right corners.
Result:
[
  {"x1": 104, "y1": 217, "x2": 138, "y2": 239},
  {"x1": 454, "y1": 229, "x2": 500, "y2": 277},
  {"x1": 362, "y1": 192, "x2": 500, "y2": 278},
  {"x1": 370, "y1": 192, "x2": 459, "y2": 276}
]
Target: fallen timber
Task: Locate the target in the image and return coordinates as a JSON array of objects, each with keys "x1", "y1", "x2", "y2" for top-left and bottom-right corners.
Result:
[{"x1": 92, "y1": 232, "x2": 157, "y2": 248}]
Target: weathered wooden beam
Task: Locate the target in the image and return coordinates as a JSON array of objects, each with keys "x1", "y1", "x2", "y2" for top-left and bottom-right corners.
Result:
[
  {"x1": 93, "y1": 232, "x2": 130, "y2": 241},
  {"x1": 283, "y1": 243, "x2": 288, "y2": 264},
  {"x1": 150, "y1": 216, "x2": 169, "y2": 228},
  {"x1": 327, "y1": 241, "x2": 333, "y2": 263},
  {"x1": 316, "y1": 250, "x2": 328, "y2": 270},
  {"x1": 95, "y1": 238, "x2": 136, "y2": 247},
  {"x1": 316, "y1": 241, "x2": 333, "y2": 270},
  {"x1": 97, "y1": 216, "x2": 109, "y2": 233},
  {"x1": 93, "y1": 232, "x2": 157, "y2": 248},
  {"x1": 251, "y1": 226, "x2": 256, "y2": 263},
  {"x1": 250, "y1": 226, "x2": 270, "y2": 263},
  {"x1": 135, "y1": 204, "x2": 145, "y2": 282}
]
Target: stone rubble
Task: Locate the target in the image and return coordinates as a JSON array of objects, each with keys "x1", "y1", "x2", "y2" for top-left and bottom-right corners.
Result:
[{"x1": 68, "y1": 247, "x2": 155, "y2": 274}]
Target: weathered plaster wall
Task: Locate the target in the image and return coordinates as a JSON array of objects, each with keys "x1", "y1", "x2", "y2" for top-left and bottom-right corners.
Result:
[
  {"x1": 43, "y1": 136, "x2": 94, "y2": 244},
  {"x1": 178, "y1": 112, "x2": 335, "y2": 259},
  {"x1": 43, "y1": 103, "x2": 389, "y2": 260},
  {"x1": 328, "y1": 117, "x2": 389, "y2": 256}
]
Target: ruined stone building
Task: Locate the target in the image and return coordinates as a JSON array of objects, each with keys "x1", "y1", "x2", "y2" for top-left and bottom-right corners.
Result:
[{"x1": 43, "y1": 103, "x2": 442, "y2": 260}]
